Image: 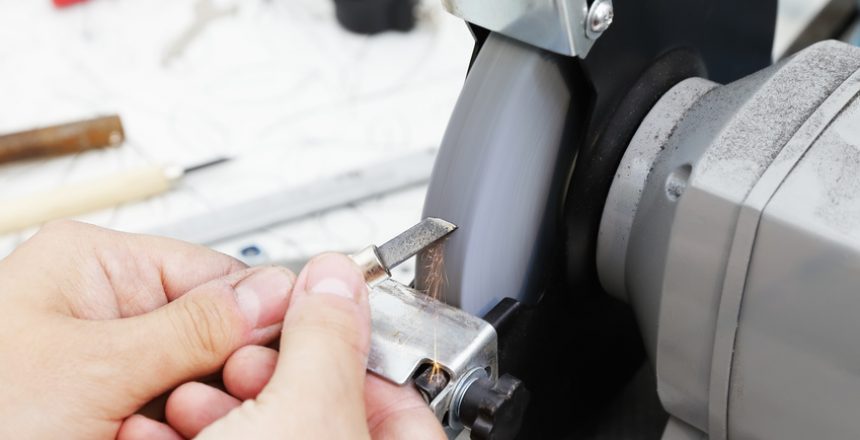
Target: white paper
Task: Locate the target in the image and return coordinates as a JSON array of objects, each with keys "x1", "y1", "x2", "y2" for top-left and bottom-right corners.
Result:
[{"x1": 0, "y1": 0, "x2": 473, "y2": 272}]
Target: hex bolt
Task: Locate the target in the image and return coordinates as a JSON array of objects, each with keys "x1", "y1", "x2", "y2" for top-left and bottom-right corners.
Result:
[{"x1": 413, "y1": 363, "x2": 451, "y2": 404}]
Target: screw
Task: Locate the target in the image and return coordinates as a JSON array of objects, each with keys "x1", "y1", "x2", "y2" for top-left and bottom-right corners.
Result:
[
  {"x1": 240, "y1": 245, "x2": 262, "y2": 258},
  {"x1": 586, "y1": 0, "x2": 614, "y2": 39},
  {"x1": 238, "y1": 244, "x2": 269, "y2": 266}
]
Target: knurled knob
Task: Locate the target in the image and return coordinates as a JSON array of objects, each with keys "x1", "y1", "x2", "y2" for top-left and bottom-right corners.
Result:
[{"x1": 458, "y1": 374, "x2": 530, "y2": 440}]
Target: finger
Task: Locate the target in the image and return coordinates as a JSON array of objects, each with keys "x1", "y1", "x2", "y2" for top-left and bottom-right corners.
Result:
[
  {"x1": 116, "y1": 415, "x2": 183, "y2": 440},
  {"x1": 365, "y1": 375, "x2": 446, "y2": 440},
  {"x1": 165, "y1": 382, "x2": 241, "y2": 438},
  {"x1": 7, "y1": 220, "x2": 248, "y2": 317},
  {"x1": 223, "y1": 345, "x2": 278, "y2": 400},
  {"x1": 222, "y1": 346, "x2": 445, "y2": 438},
  {"x1": 101, "y1": 266, "x2": 295, "y2": 404},
  {"x1": 256, "y1": 253, "x2": 371, "y2": 437},
  {"x1": 123, "y1": 230, "x2": 248, "y2": 300}
]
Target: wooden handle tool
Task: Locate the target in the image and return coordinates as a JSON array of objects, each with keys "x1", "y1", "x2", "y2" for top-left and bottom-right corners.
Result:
[
  {"x1": 0, "y1": 157, "x2": 228, "y2": 235},
  {"x1": 0, "y1": 115, "x2": 125, "y2": 164}
]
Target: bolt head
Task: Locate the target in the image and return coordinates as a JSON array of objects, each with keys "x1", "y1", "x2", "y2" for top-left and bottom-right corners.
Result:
[{"x1": 587, "y1": 0, "x2": 614, "y2": 38}]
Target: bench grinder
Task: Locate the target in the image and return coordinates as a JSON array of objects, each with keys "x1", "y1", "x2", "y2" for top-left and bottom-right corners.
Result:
[{"x1": 400, "y1": 0, "x2": 860, "y2": 438}]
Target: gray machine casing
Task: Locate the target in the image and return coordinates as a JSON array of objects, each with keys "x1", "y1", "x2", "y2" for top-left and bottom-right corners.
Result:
[{"x1": 598, "y1": 41, "x2": 860, "y2": 439}]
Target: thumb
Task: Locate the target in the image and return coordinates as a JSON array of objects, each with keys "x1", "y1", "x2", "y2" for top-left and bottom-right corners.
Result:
[
  {"x1": 255, "y1": 253, "x2": 371, "y2": 438},
  {"x1": 105, "y1": 266, "x2": 295, "y2": 403}
]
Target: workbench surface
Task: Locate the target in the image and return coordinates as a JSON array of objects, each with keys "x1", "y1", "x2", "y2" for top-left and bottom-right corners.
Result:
[{"x1": 0, "y1": 0, "x2": 473, "y2": 278}]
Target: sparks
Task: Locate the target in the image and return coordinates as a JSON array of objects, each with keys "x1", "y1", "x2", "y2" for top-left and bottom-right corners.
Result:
[{"x1": 421, "y1": 241, "x2": 448, "y2": 383}]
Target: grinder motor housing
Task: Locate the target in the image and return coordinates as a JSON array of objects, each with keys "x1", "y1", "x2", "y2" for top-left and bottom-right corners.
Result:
[{"x1": 416, "y1": 0, "x2": 860, "y2": 438}]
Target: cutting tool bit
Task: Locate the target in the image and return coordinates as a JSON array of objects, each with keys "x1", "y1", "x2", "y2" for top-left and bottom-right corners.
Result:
[{"x1": 351, "y1": 217, "x2": 456, "y2": 286}]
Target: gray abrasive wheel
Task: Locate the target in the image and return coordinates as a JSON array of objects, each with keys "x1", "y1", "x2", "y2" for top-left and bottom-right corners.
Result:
[{"x1": 416, "y1": 33, "x2": 577, "y2": 316}]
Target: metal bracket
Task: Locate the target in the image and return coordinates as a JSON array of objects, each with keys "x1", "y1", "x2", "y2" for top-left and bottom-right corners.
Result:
[
  {"x1": 368, "y1": 279, "x2": 498, "y2": 421},
  {"x1": 441, "y1": 0, "x2": 613, "y2": 58}
]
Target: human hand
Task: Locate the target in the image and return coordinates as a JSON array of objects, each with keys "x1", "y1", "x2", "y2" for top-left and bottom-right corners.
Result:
[
  {"x1": 118, "y1": 253, "x2": 446, "y2": 440},
  {"x1": 0, "y1": 221, "x2": 294, "y2": 439}
]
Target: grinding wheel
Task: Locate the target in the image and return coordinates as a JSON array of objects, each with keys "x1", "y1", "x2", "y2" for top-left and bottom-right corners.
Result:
[{"x1": 416, "y1": 33, "x2": 581, "y2": 315}]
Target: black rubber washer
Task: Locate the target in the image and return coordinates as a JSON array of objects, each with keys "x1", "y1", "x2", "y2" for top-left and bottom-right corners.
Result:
[{"x1": 562, "y1": 48, "x2": 708, "y2": 289}]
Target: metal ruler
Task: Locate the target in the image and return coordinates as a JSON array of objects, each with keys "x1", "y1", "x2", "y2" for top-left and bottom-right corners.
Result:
[{"x1": 147, "y1": 148, "x2": 437, "y2": 245}]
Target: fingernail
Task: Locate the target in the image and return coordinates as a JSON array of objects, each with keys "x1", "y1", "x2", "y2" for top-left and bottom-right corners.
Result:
[
  {"x1": 311, "y1": 278, "x2": 354, "y2": 299},
  {"x1": 306, "y1": 254, "x2": 365, "y2": 302},
  {"x1": 235, "y1": 268, "x2": 294, "y2": 328}
]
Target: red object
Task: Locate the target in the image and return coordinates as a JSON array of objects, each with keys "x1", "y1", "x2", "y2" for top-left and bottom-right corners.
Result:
[{"x1": 53, "y1": 0, "x2": 88, "y2": 8}]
